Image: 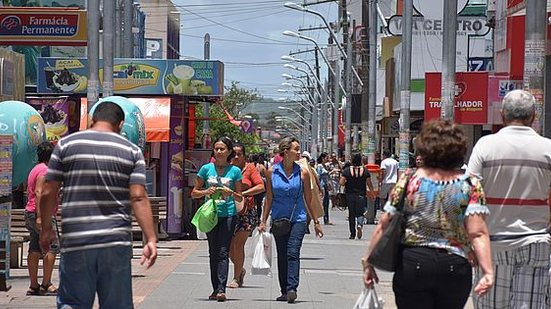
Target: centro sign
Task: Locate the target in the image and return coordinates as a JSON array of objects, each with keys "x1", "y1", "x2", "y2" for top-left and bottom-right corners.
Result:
[{"x1": 388, "y1": 0, "x2": 488, "y2": 36}]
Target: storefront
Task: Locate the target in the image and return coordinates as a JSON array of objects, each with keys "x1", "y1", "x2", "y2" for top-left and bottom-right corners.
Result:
[{"x1": 35, "y1": 57, "x2": 225, "y2": 238}]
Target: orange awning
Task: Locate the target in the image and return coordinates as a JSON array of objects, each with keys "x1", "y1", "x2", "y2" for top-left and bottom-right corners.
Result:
[{"x1": 80, "y1": 97, "x2": 171, "y2": 142}]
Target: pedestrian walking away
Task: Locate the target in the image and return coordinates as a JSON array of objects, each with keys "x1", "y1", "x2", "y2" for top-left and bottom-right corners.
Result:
[
  {"x1": 363, "y1": 119, "x2": 494, "y2": 309},
  {"x1": 39, "y1": 101, "x2": 158, "y2": 309},
  {"x1": 327, "y1": 153, "x2": 342, "y2": 209},
  {"x1": 25, "y1": 141, "x2": 59, "y2": 296},
  {"x1": 251, "y1": 153, "x2": 267, "y2": 222},
  {"x1": 258, "y1": 137, "x2": 323, "y2": 304},
  {"x1": 229, "y1": 142, "x2": 265, "y2": 289},
  {"x1": 339, "y1": 153, "x2": 376, "y2": 240},
  {"x1": 379, "y1": 150, "x2": 399, "y2": 208},
  {"x1": 191, "y1": 136, "x2": 243, "y2": 302},
  {"x1": 468, "y1": 89, "x2": 551, "y2": 309}
]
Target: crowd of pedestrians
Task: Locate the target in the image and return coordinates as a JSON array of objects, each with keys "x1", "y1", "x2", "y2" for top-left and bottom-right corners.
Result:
[{"x1": 25, "y1": 89, "x2": 551, "y2": 308}]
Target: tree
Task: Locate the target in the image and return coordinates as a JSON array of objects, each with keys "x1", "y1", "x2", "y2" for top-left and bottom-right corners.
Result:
[{"x1": 195, "y1": 82, "x2": 265, "y2": 153}]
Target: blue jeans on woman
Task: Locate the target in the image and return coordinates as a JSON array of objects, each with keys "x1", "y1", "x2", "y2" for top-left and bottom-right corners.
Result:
[
  {"x1": 57, "y1": 246, "x2": 133, "y2": 309},
  {"x1": 207, "y1": 216, "x2": 237, "y2": 294},
  {"x1": 273, "y1": 222, "x2": 307, "y2": 295},
  {"x1": 323, "y1": 187, "x2": 330, "y2": 223}
]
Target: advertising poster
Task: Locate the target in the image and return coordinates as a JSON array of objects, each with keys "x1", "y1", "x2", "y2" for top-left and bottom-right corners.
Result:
[
  {"x1": 424, "y1": 72, "x2": 489, "y2": 124},
  {"x1": 37, "y1": 58, "x2": 224, "y2": 96},
  {"x1": 28, "y1": 97, "x2": 70, "y2": 142},
  {"x1": 167, "y1": 99, "x2": 184, "y2": 234},
  {"x1": 487, "y1": 76, "x2": 522, "y2": 125}
]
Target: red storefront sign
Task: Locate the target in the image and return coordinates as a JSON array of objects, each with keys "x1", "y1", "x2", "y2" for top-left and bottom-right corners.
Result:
[
  {"x1": 424, "y1": 72, "x2": 489, "y2": 124},
  {"x1": 0, "y1": 8, "x2": 86, "y2": 46}
]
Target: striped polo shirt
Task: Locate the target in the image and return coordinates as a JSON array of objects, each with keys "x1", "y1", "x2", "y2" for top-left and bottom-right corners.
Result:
[
  {"x1": 46, "y1": 130, "x2": 146, "y2": 253},
  {"x1": 468, "y1": 126, "x2": 551, "y2": 252}
]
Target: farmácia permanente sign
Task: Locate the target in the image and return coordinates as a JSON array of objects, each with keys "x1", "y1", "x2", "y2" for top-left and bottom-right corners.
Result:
[{"x1": 0, "y1": 7, "x2": 86, "y2": 46}]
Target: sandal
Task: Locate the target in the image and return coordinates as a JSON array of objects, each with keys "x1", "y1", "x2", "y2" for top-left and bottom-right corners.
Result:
[
  {"x1": 26, "y1": 285, "x2": 41, "y2": 296},
  {"x1": 40, "y1": 283, "x2": 58, "y2": 296},
  {"x1": 228, "y1": 278, "x2": 239, "y2": 288}
]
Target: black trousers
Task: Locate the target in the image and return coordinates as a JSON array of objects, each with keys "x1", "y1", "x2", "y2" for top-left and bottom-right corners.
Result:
[
  {"x1": 345, "y1": 193, "x2": 366, "y2": 238},
  {"x1": 393, "y1": 246, "x2": 472, "y2": 309},
  {"x1": 206, "y1": 216, "x2": 237, "y2": 294}
]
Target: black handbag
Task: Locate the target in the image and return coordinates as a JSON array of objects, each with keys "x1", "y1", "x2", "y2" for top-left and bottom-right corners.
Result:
[
  {"x1": 271, "y1": 177, "x2": 302, "y2": 237},
  {"x1": 367, "y1": 176, "x2": 410, "y2": 272}
]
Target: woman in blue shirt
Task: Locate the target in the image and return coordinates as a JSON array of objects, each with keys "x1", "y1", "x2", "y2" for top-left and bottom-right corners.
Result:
[
  {"x1": 191, "y1": 136, "x2": 243, "y2": 302},
  {"x1": 258, "y1": 137, "x2": 324, "y2": 303}
]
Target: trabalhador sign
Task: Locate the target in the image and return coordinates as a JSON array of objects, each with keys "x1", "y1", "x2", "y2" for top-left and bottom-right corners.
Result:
[{"x1": 0, "y1": 7, "x2": 86, "y2": 46}]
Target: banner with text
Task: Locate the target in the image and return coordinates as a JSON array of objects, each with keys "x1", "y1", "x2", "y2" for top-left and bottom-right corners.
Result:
[
  {"x1": 37, "y1": 58, "x2": 224, "y2": 96},
  {"x1": 424, "y1": 72, "x2": 489, "y2": 124}
]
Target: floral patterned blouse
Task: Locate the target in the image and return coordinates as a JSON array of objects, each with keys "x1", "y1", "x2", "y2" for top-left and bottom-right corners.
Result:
[{"x1": 384, "y1": 170, "x2": 489, "y2": 259}]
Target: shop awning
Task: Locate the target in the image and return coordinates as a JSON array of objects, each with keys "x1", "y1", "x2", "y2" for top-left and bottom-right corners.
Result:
[{"x1": 80, "y1": 97, "x2": 171, "y2": 142}]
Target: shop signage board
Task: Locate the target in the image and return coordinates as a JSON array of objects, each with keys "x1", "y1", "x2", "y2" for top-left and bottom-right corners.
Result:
[
  {"x1": 0, "y1": 8, "x2": 86, "y2": 46},
  {"x1": 37, "y1": 58, "x2": 224, "y2": 96},
  {"x1": 424, "y1": 72, "x2": 489, "y2": 124},
  {"x1": 27, "y1": 97, "x2": 70, "y2": 142}
]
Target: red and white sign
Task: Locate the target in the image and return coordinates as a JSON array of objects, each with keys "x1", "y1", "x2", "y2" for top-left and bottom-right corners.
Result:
[{"x1": 425, "y1": 72, "x2": 489, "y2": 124}]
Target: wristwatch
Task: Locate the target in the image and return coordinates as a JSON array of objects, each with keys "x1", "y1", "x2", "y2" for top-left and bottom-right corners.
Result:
[
  {"x1": 361, "y1": 257, "x2": 370, "y2": 270},
  {"x1": 314, "y1": 220, "x2": 320, "y2": 225}
]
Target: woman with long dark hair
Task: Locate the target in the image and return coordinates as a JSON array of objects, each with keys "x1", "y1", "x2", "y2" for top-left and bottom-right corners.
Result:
[
  {"x1": 191, "y1": 136, "x2": 243, "y2": 302},
  {"x1": 339, "y1": 153, "x2": 376, "y2": 240}
]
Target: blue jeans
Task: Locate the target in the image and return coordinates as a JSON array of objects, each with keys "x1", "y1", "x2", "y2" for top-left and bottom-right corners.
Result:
[
  {"x1": 323, "y1": 187, "x2": 330, "y2": 223},
  {"x1": 346, "y1": 193, "x2": 366, "y2": 238},
  {"x1": 206, "y1": 216, "x2": 237, "y2": 294},
  {"x1": 273, "y1": 222, "x2": 307, "y2": 295},
  {"x1": 57, "y1": 246, "x2": 133, "y2": 309}
]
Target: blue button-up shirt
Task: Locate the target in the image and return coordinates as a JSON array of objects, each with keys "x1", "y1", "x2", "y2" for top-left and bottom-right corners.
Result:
[{"x1": 270, "y1": 162, "x2": 306, "y2": 223}]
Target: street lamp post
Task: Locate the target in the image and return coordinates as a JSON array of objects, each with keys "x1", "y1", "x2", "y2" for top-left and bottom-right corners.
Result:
[{"x1": 278, "y1": 88, "x2": 318, "y2": 157}]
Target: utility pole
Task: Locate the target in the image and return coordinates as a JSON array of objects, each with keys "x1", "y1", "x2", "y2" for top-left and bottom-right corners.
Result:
[
  {"x1": 329, "y1": 28, "x2": 340, "y2": 156},
  {"x1": 398, "y1": 0, "x2": 413, "y2": 171},
  {"x1": 342, "y1": 0, "x2": 351, "y2": 160},
  {"x1": 122, "y1": 0, "x2": 134, "y2": 58},
  {"x1": 103, "y1": 0, "x2": 115, "y2": 97},
  {"x1": 367, "y1": 0, "x2": 377, "y2": 164},
  {"x1": 313, "y1": 46, "x2": 323, "y2": 157},
  {"x1": 123, "y1": 0, "x2": 134, "y2": 58},
  {"x1": 360, "y1": 0, "x2": 369, "y2": 159},
  {"x1": 115, "y1": 0, "x2": 122, "y2": 58},
  {"x1": 440, "y1": 0, "x2": 457, "y2": 121},
  {"x1": 203, "y1": 33, "x2": 211, "y2": 148},
  {"x1": 87, "y1": 0, "x2": 100, "y2": 112},
  {"x1": 524, "y1": 0, "x2": 547, "y2": 134}
]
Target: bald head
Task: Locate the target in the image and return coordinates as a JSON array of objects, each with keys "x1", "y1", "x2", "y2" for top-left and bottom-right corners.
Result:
[{"x1": 501, "y1": 90, "x2": 535, "y2": 126}]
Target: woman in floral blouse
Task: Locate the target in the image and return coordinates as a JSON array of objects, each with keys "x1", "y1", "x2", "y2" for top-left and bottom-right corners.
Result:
[{"x1": 362, "y1": 119, "x2": 494, "y2": 309}]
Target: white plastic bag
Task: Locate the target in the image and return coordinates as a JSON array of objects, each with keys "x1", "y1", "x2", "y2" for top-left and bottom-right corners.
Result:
[
  {"x1": 250, "y1": 230, "x2": 273, "y2": 277},
  {"x1": 353, "y1": 287, "x2": 384, "y2": 309}
]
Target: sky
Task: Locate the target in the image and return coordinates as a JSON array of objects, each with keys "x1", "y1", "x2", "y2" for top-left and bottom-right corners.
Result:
[{"x1": 173, "y1": 0, "x2": 340, "y2": 101}]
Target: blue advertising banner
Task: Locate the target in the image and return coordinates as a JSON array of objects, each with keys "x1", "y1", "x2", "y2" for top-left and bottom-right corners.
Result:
[{"x1": 37, "y1": 58, "x2": 224, "y2": 96}]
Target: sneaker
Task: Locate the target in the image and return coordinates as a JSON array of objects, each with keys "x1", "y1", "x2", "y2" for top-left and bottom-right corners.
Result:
[
  {"x1": 208, "y1": 292, "x2": 217, "y2": 300},
  {"x1": 349, "y1": 236, "x2": 355, "y2": 240},
  {"x1": 287, "y1": 290, "x2": 297, "y2": 303},
  {"x1": 216, "y1": 292, "x2": 226, "y2": 302},
  {"x1": 357, "y1": 225, "x2": 363, "y2": 239},
  {"x1": 276, "y1": 294, "x2": 287, "y2": 301}
]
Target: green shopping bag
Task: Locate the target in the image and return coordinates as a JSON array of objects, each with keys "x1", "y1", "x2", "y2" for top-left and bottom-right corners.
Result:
[{"x1": 192, "y1": 197, "x2": 218, "y2": 233}]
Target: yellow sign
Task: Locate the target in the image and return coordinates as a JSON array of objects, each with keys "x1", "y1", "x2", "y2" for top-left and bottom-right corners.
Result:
[
  {"x1": 55, "y1": 59, "x2": 84, "y2": 70},
  {"x1": 100, "y1": 63, "x2": 161, "y2": 91}
]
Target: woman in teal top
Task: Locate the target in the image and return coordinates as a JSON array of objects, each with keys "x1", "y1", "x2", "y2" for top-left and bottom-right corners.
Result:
[
  {"x1": 259, "y1": 137, "x2": 323, "y2": 303},
  {"x1": 191, "y1": 136, "x2": 243, "y2": 302}
]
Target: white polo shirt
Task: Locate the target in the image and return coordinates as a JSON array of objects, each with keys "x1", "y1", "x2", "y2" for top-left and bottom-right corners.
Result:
[{"x1": 468, "y1": 126, "x2": 551, "y2": 252}]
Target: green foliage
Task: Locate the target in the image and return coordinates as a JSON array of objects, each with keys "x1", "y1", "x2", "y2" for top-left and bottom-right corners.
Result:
[{"x1": 195, "y1": 82, "x2": 265, "y2": 154}]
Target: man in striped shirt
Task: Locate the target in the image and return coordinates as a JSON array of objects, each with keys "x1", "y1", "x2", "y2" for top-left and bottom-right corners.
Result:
[
  {"x1": 39, "y1": 101, "x2": 157, "y2": 308},
  {"x1": 468, "y1": 90, "x2": 551, "y2": 309}
]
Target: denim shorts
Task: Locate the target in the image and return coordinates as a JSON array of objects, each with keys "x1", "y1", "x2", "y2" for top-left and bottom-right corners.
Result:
[{"x1": 25, "y1": 211, "x2": 60, "y2": 254}]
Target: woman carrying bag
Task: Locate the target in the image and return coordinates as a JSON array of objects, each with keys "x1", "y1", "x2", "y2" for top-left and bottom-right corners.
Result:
[
  {"x1": 229, "y1": 142, "x2": 265, "y2": 288},
  {"x1": 191, "y1": 136, "x2": 243, "y2": 302},
  {"x1": 258, "y1": 137, "x2": 323, "y2": 303},
  {"x1": 361, "y1": 120, "x2": 494, "y2": 309}
]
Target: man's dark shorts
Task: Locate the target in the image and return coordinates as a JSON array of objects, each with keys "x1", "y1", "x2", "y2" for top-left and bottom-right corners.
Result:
[{"x1": 25, "y1": 211, "x2": 60, "y2": 254}]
